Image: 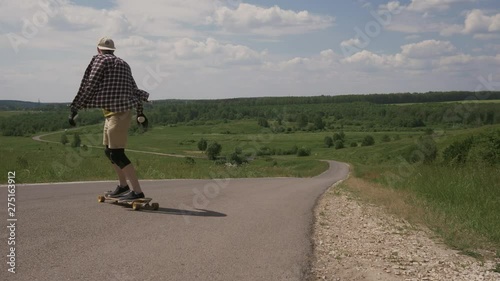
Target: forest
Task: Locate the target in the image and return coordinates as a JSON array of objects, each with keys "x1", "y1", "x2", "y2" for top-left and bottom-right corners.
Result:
[{"x1": 1, "y1": 91, "x2": 499, "y2": 136}]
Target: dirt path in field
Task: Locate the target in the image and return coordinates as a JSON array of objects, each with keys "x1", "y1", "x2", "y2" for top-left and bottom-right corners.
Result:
[{"x1": 32, "y1": 130, "x2": 189, "y2": 158}]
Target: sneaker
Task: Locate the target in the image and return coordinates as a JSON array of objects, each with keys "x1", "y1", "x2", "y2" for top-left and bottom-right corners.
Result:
[
  {"x1": 118, "y1": 191, "x2": 145, "y2": 201},
  {"x1": 106, "y1": 185, "x2": 130, "y2": 198}
]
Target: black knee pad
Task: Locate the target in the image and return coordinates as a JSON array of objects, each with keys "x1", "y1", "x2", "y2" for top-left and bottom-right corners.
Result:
[
  {"x1": 104, "y1": 146, "x2": 114, "y2": 164},
  {"x1": 109, "y1": 149, "x2": 131, "y2": 169}
]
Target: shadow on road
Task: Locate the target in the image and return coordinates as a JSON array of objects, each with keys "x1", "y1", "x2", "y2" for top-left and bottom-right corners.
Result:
[{"x1": 136, "y1": 207, "x2": 227, "y2": 217}]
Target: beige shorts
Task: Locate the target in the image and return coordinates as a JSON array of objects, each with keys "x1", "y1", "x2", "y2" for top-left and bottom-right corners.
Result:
[{"x1": 103, "y1": 110, "x2": 132, "y2": 149}]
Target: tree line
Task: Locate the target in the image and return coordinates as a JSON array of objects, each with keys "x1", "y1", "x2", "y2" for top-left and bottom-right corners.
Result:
[{"x1": 1, "y1": 91, "x2": 500, "y2": 136}]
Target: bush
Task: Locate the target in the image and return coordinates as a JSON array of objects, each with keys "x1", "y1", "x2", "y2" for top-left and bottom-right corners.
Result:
[
  {"x1": 313, "y1": 116, "x2": 325, "y2": 130},
  {"x1": 419, "y1": 136, "x2": 438, "y2": 164},
  {"x1": 453, "y1": 130, "x2": 500, "y2": 166},
  {"x1": 424, "y1": 128, "x2": 434, "y2": 135},
  {"x1": 197, "y1": 138, "x2": 208, "y2": 151},
  {"x1": 334, "y1": 140, "x2": 344, "y2": 149},
  {"x1": 403, "y1": 136, "x2": 438, "y2": 164},
  {"x1": 60, "y1": 133, "x2": 69, "y2": 145},
  {"x1": 258, "y1": 118, "x2": 269, "y2": 128},
  {"x1": 183, "y1": 157, "x2": 196, "y2": 165},
  {"x1": 324, "y1": 136, "x2": 333, "y2": 148},
  {"x1": 257, "y1": 146, "x2": 274, "y2": 156},
  {"x1": 228, "y1": 147, "x2": 247, "y2": 165},
  {"x1": 332, "y1": 131, "x2": 345, "y2": 142},
  {"x1": 228, "y1": 152, "x2": 246, "y2": 165},
  {"x1": 214, "y1": 158, "x2": 227, "y2": 165},
  {"x1": 474, "y1": 131, "x2": 500, "y2": 165},
  {"x1": 206, "y1": 142, "x2": 222, "y2": 160},
  {"x1": 284, "y1": 145, "x2": 299, "y2": 155},
  {"x1": 297, "y1": 147, "x2": 311, "y2": 157},
  {"x1": 361, "y1": 135, "x2": 375, "y2": 146},
  {"x1": 71, "y1": 133, "x2": 81, "y2": 148},
  {"x1": 443, "y1": 137, "x2": 474, "y2": 165}
]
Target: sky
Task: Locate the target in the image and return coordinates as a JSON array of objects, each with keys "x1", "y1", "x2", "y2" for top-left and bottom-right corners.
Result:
[{"x1": 0, "y1": 0, "x2": 499, "y2": 102}]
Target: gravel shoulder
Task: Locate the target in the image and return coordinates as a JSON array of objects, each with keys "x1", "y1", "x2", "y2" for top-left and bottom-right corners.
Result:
[{"x1": 311, "y1": 179, "x2": 500, "y2": 281}]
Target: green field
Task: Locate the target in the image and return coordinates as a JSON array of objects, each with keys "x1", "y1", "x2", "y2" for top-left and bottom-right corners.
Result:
[
  {"x1": 1, "y1": 121, "x2": 332, "y2": 184},
  {"x1": 1, "y1": 116, "x2": 500, "y2": 258}
]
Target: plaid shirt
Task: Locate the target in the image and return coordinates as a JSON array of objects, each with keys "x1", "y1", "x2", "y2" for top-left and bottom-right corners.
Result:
[{"x1": 71, "y1": 54, "x2": 149, "y2": 113}]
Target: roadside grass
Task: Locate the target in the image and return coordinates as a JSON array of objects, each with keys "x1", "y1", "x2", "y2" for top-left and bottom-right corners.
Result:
[
  {"x1": 339, "y1": 172, "x2": 499, "y2": 258},
  {"x1": 395, "y1": 164, "x2": 500, "y2": 250},
  {"x1": 328, "y1": 124, "x2": 500, "y2": 255}
]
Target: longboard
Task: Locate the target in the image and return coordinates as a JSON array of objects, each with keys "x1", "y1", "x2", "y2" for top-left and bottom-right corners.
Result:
[{"x1": 97, "y1": 195, "x2": 159, "y2": 211}]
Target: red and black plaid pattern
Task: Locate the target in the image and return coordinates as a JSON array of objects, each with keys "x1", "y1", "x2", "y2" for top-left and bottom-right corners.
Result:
[{"x1": 71, "y1": 54, "x2": 149, "y2": 113}]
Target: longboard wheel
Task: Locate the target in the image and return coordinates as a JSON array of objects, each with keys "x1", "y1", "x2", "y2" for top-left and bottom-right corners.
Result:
[
  {"x1": 152, "y1": 203, "x2": 159, "y2": 210},
  {"x1": 132, "y1": 202, "x2": 141, "y2": 211},
  {"x1": 98, "y1": 196, "x2": 105, "y2": 203}
]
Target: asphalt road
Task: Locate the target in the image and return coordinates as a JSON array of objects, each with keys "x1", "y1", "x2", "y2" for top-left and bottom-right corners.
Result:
[{"x1": 0, "y1": 161, "x2": 349, "y2": 281}]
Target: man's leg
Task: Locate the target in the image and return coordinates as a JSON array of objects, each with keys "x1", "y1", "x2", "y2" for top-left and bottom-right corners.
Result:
[
  {"x1": 103, "y1": 145, "x2": 130, "y2": 196},
  {"x1": 104, "y1": 145, "x2": 128, "y2": 187},
  {"x1": 106, "y1": 110, "x2": 144, "y2": 198},
  {"x1": 112, "y1": 164, "x2": 128, "y2": 187},
  {"x1": 109, "y1": 148, "x2": 144, "y2": 195},
  {"x1": 122, "y1": 164, "x2": 143, "y2": 194}
]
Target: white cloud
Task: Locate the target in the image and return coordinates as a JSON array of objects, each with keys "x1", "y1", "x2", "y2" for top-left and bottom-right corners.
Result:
[
  {"x1": 431, "y1": 9, "x2": 500, "y2": 37},
  {"x1": 380, "y1": 1, "x2": 499, "y2": 38},
  {"x1": 267, "y1": 48, "x2": 340, "y2": 72},
  {"x1": 380, "y1": 0, "x2": 476, "y2": 13},
  {"x1": 484, "y1": 43, "x2": 500, "y2": 53},
  {"x1": 379, "y1": 1, "x2": 404, "y2": 13},
  {"x1": 405, "y1": 34, "x2": 421, "y2": 40},
  {"x1": 337, "y1": 39, "x2": 500, "y2": 75},
  {"x1": 342, "y1": 50, "x2": 386, "y2": 66},
  {"x1": 206, "y1": 3, "x2": 334, "y2": 36},
  {"x1": 438, "y1": 53, "x2": 473, "y2": 66},
  {"x1": 1, "y1": 1, "x2": 499, "y2": 101},
  {"x1": 171, "y1": 37, "x2": 264, "y2": 65},
  {"x1": 380, "y1": 8, "x2": 452, "y2": 34},
  {"x1": 406, "y1": 0, "x2": 477, "y2": 12},
  {"x1": 341, "y1": 50, "x2": 430, "y2": 71},
  {"x1": 463, "y1": 9, "x2": 500, "y2": 33},
  {"x1": 340, "y1": 38, "x2": 363, "y2": 47},
  {"x1": 473, "y1": 33, "x2": 500, "y2": 40},
  {"x1": 436, "y1": 54, "x2": 500, "y2": 74},
  {"x1": 400, "y1": 40, "x2": 457, "y2": 58},
  {"x1": 0, "y1": 0, "x2": 68, "y2": 26},
  {"x1": 439, "y1": 24, "x2": 463, "y2": 36},
  {"x1": 116, "y1": 0, "x2": 216, "y2": 25},
  {"x1": 55, "y1": 6, "x2": 133, "y2": 35}
]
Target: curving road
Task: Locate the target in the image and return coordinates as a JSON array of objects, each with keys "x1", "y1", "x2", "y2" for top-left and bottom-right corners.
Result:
[{"x1": 0, "y1": 161, "x2": 349, "y2": 281}]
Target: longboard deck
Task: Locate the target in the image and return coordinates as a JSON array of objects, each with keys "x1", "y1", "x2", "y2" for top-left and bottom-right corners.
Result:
[{"x1": 97, "y1": 195, "x2": 159, "y2": 211}]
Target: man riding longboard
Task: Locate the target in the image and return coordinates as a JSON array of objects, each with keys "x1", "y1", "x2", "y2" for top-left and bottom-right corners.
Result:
[{"x1": 69, "y1": 37, "x2": 151, "y2": 201}]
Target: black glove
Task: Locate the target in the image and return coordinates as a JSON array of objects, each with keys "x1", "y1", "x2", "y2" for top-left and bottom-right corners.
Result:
[
  {"x1": 137, "y1": 113, "x2": 149, "y2": 129},
  {"x1": 68, "y1": 109, "x2": 78, "y2": 127}
]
